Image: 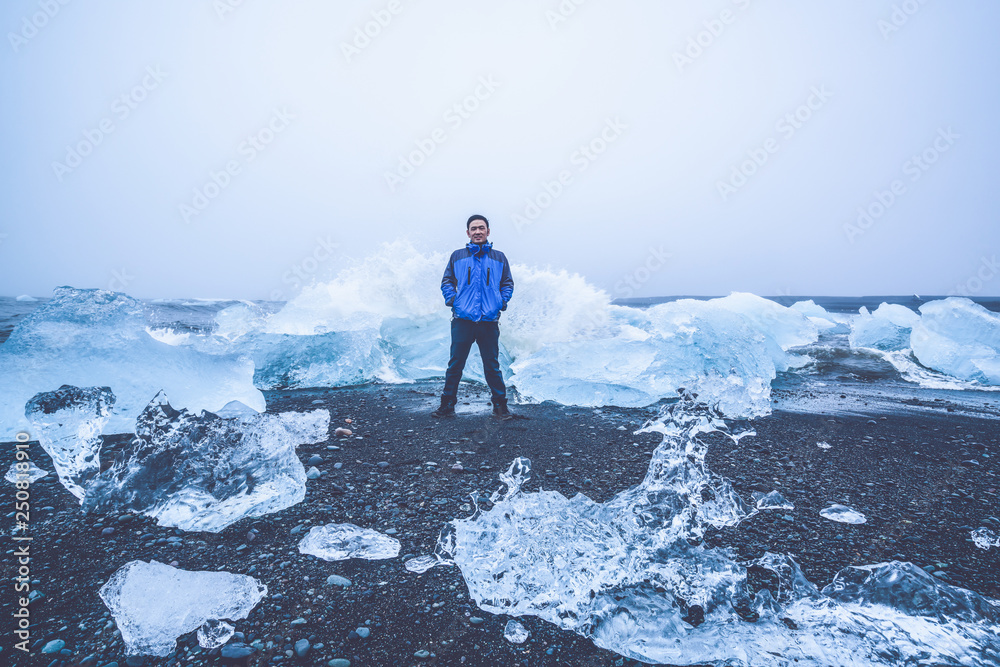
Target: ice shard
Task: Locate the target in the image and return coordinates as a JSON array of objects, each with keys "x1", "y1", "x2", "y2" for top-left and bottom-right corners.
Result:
[
  {"x1": 971, "y1": 527, "x2": 1000, "y2": 550},
  {"x1": 754, "y1": 490, "x2": 794, "y2": 511},
  {"x1": 196, "y1": 619, "x2": 235, "y2": 649},
  {"x1": 0, "y1": 287, "x2": 265, "y2": 439},
  {"x1": 82, "y1": 392, "x2": 329, "y2": 532},
  {"x1": 820, "y1": 504, "x2": 867, "y2": 524},
  {"x1": 298, "y1": 524, "x2": 400, "y2": 561},
  {"x1": 99, "y1": 560, "x2": 266, "y2": 657},
  {"x1": 418, "y1": 396, "x2": 1000, "y2": 666},
  {"x1": 5, "y1": 460, "x2": 48, "y2": 484},
  {"x1": 23, "y1": 385, "x2": 114, "y2": 500},
  {"x1": 503, "y1": 620, "x2": 530, "y2": 644}
]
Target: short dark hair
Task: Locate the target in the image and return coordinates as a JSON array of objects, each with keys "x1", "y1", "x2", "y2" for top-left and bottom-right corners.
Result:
[{"x1": 467, "y1": 214, "x2": 489, "y2": 229}]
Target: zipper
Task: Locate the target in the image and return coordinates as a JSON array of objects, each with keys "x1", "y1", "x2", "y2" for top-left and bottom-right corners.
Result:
[
  {"x1": 486, "y1": 267, "x2": 491, "y2": 284},
  {"x1": 466, "y1": 266, "x2": 471, "y2": 285}
]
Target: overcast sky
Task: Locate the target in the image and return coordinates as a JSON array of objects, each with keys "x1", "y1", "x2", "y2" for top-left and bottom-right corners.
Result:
[{"x1": 2, "y1": 1, "x2": 999, "y2": 301}]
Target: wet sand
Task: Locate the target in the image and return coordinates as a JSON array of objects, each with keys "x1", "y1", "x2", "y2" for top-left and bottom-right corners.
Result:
[{"x1": 4, "y1": 380, "x2": 999, "y2": 667}]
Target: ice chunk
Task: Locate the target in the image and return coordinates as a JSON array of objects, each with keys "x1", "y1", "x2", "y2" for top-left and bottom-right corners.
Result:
[
  {"x1": 848, "y1": 303, "x2": 920, "y2": 351},
  {"x1": 82, "y1": 392, "x2": 329, "y2": 532},
  {"x1": 16, "y1": 294, "x2": 38, "y2": 302},
  {"x1": 98, "y1": 560, "x2": 266, "y2": 657},
  {"x1": 421, "y1": 400, "x2": 1000, "y2": 666},
  {"x1": 5, "y1": 460, "x2": 48, "y2": 483},
  {"x1": 911, "y1": 297, "x2": 1000, "y2": 385},
  {"x1": 816, "y1": 441, "x2": 832, "y2": 449},
  {"x1": 404, "y1": 555, "x2": 440, "y2": 574},
  {"x1": 971, "y1": 527, "x2": 1000, "y2": 550},
  {"x1": 820, "y1": 504, "x2": 867, "y2": 524},
  {"x1": 298, "y1": 524, "x2": 400, "y2": 561},
  {"x1": 504, "y1": 619, "x2": 530, "y2": 644},
  {"x1": 754, "y1": 490, "x2": 794, "y2": 511},
  {"x1": 196, "y1": 619, "x2": 234, "y2": 649},
  {"x1": 24, "y1": 385, "x2": 114, "y2": 501},
  {"x1": 790, "y1": 300, "x2": 841, "y2": 330},
  {"x1": 0, "y1": 287, "x2": 265, "y2": 439}
]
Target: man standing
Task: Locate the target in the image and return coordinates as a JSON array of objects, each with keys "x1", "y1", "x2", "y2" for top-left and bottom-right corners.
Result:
[{"x1": 432, "y1": 214, "x2": 515, "y2": 418}]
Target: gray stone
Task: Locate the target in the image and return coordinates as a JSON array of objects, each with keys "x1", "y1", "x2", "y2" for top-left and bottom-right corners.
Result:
[
  {"x1": 355, "y1": 627, "x2": 370, "y2": 638},
  {"x1": 42, "y1": 640, "x2": 65, "y2": 654},
  {"x1": 221, "y1": 643, "x2": 256, "y2": 659},
  {"x1": 414, "y1": 650, "x2": 431, "y2": 659},
  {"x1": 326, "y1": 574, "x2": 351, "y2": 587},
  {"x1": 328, "y1": 660, "x2": 351, "y2": 667},
  {"x1": 294, "y1": 639, "x2": 311, "y2": 657}
]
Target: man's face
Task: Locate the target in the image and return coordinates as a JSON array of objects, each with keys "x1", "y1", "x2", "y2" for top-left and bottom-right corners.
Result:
[{"x1": 467, "y1": 220, "x2": 490, "y2": 244}]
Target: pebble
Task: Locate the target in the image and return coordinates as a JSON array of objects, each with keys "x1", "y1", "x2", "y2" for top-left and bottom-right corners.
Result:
[
  {"x1": 125, "y1": 657, "x2": 145, "y2": 667},
  {"x1": 385, "y1": 528, "x2": 398, "y2": 535},
  {"x1": 101, "y1": 527, "x2": 115, "y2": 537},
  {"x1": 334, "y1": 462, "x2": 344, "y2": 470},
  {"x1": 308, "y1": 455, "x2": 323, "y2": 466},
  {"x1": 326, "y1": 574, "x2": 351, "y2": 587},
  {"x1": 221, "y1": 643, "x2": 256, "y2": 659},
  {"x1": 469, "y1": 617, "x2": 485, "y2": 625},
  {"x1": 335, "y1": 428, "x2": 352, "y2": 437},
  {"x1": 355, "y1": 627, "x2": 370, "y2": 638},
  {"x1": 307, "y1": 467, "x2": 322, "y2": 480},
  {"x1": 42, "y1": 640, "x2": 65, "y2": 653},
  {"x1": 378, "y1": 461, "x2": 390, "y2": 468},
  {"x1": 294, "y1": 639, "x2": 311, "y2": 657},
  {"x1": 290, "y1": 618, "x2": 307, "y2": 626},
  {"x1": 414, "y1": 650, "x2": 431, "y2": 659},
  {"x1": 328, "y1": 660, "x2": 351, "y2": 667}
]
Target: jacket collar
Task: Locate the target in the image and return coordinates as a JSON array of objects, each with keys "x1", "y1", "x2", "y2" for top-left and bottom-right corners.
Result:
[{"x1": 466, "y1": 241, "x2": 492, "y2": 257}]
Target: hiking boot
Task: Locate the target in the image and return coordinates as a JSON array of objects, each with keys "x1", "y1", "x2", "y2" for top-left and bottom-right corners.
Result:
[
  {"x1": 431, "y1": 396, "x2": 457, "y2": 418},
  {"x1": 492, "y1": 398, "x2": 512, "y2": 419}
]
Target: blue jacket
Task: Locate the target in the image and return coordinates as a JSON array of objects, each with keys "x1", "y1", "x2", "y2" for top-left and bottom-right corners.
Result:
[{"x1": 441, "y1": 242, "x2": 514, "y2": 321}]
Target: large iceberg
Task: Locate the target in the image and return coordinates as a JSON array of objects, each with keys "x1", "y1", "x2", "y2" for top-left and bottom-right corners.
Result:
[
  {"x1": 910, "y1": 297, "x2": 1000, "y2": 385},
  {"x1": 82, "y1": 391, "x2": 329, "y2": 532},
  {"x1": 24, "y1": 385, "x2": 114, "y2": 500},
  {"x1": 0, "y1": 287, "x2": 265, "y2": 439},
  {"x1": 99, "y1": 560, "x2": 266, "y2": 657},
  {"x1": 415, "y1": 396, "x2": 1000, "y2": 666}
]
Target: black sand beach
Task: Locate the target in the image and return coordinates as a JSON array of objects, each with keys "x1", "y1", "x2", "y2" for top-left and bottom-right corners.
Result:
[{"x1": 4, "y1": 380, "x2": 999, "y2": 667}]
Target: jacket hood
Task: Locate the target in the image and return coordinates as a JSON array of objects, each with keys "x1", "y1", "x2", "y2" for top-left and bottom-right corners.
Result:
[{"x1": 466, "y1": 241, "x2": 493, "y2": 257}]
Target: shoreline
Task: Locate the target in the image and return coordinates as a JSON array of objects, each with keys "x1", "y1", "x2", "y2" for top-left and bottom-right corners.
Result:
[{"x1": 2, "y1": 380, "x2": 998, "y2": 666}]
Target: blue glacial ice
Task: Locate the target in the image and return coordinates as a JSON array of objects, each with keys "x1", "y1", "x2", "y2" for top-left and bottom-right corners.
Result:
[
  {"x1": 145, "y1": 242, "x2": 816, "y2": 418},
  {"x1": 99, "y1": 560, "x2": 266, "y2": 657},
  {"x1": 848, "y1": 303, "x2": 921, "y2": 351},
  {"x1": 80, "y1": 391, "x2": 328, "y2": 532},
  {"x1": 911, "y1": 297, "x2": 1000, "y2": 385},
  {"x1": 0, "y1": 287, "x2": 265, "y2": 439},
  {"x1": 412, "y1": 396, "x2": 1000, "y2": 666},
  {"x1": 845, "y1": 297, "x2": 1000, "y2": 390}
]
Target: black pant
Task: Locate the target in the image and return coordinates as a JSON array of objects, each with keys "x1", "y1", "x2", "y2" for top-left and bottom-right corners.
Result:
[{"x1": 443, "y1": 318, "x2": 506, "y2": 402}]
